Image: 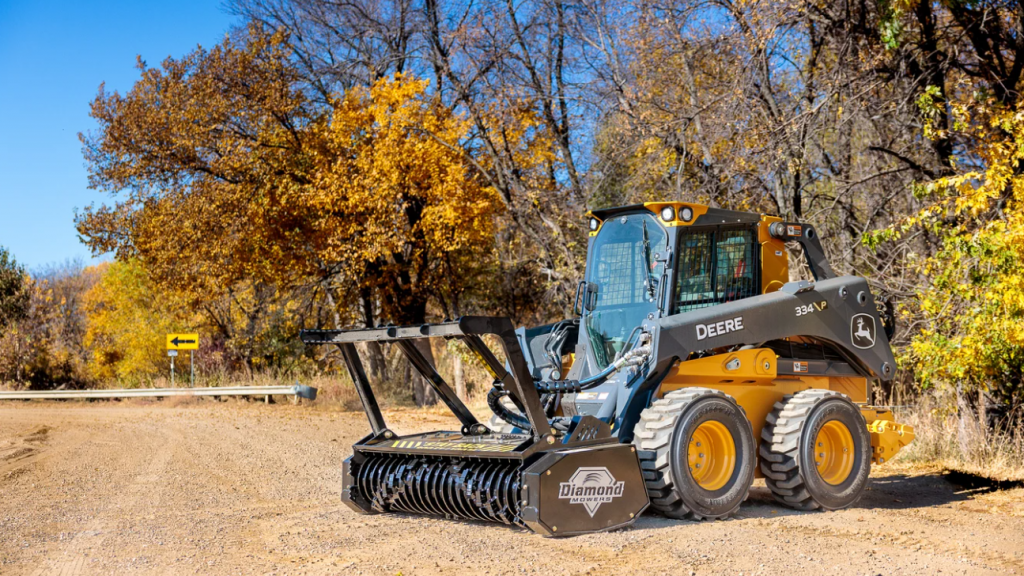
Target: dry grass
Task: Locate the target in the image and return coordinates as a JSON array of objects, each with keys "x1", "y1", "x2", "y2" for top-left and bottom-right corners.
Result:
[{"x1": 894, "y1": 393, "x2": 1024, "y2": 483}]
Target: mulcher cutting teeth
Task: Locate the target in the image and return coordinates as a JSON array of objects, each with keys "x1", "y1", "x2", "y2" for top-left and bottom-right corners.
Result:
[{"x1": 354, "y1": 456, "x2": 524, "y2": 525}]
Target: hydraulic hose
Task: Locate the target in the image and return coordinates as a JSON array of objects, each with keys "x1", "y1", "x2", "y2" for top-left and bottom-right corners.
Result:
[
  {"x1": 488, "y1": 343, "x2": 653, "y2": 431},
  {"x1": 487, "y1": 385, "x2": 532, "y2": 430},
  {"x1": 534, "y1": 344, "x2": 652, "y2": 393}
]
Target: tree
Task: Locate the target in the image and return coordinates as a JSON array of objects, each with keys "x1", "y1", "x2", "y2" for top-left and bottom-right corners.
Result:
[
  {"x1": 76, "y1": 27, "x2": 504, "y2": 404},
  {"x1": 0, "y1": 247, "x2": 29, "y2": 330},
  {"x1": 232, "y1": 0, "x2": 592, "y2": 308},
  {"x1": 0, "y1": 259, "x2": 98, "y2": 388},
  {"x1": 83, "y1": 261, "x2": 185, "y2": 383},
  {"x1": 874, "y1": 93, "x2": 1024, "y2": 421}
]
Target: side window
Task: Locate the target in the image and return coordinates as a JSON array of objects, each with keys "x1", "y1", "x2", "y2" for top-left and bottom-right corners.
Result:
[
  {"x1": 675, "y1": 231, "x2": 714, "y2": 311},
  {"x1": 715, "y1": 229, "x2": 759, "y2": 303},
  {"x1": 675, "y1": 227, "x2": 760, "y2": 312}
]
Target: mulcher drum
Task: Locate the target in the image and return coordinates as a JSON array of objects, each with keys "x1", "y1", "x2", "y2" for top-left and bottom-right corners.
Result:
[{"x1": 342, "y1": 430, "x2": 648, "y2": 537}]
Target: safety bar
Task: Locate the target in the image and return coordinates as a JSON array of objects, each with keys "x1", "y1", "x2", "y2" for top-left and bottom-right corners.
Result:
[{"x1": 300, "y1": 316, "x2": 551, "y2": 439}]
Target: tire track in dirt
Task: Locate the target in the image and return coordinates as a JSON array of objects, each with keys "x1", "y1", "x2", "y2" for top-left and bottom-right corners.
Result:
[
  {"x1": 758, "y1": 517, "x2": 1024, "y2": 574},
  {"x1": 0, "y1": 426, "x2": 60, "y2": 480},
  {"x1": 25, "y1": 423, "x2": 177, "y2": 576}
]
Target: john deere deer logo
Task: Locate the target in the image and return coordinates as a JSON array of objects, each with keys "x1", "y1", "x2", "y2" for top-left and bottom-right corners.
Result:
[{"x1": 851, "y1": 314, "x2": 876, "y2": 349}]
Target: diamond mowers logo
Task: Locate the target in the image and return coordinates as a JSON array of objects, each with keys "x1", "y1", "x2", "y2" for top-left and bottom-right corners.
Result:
[{"x1": 558, "y1": 467, "x2": 625, "y2": 517}]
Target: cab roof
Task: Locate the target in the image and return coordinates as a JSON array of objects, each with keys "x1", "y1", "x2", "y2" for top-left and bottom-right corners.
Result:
[{"x1": 587, "y1": 202, "x2": 763, "y2": 226}]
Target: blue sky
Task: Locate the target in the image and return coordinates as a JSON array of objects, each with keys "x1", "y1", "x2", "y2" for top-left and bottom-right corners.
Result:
[{"x1": 0, "y1": 0, "x2": 236, "y2": 271}]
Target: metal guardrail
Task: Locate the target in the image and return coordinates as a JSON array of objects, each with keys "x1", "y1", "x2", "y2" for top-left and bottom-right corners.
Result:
[{"x1": 0, "y1": 384, "x2": 318, "y2": 401}]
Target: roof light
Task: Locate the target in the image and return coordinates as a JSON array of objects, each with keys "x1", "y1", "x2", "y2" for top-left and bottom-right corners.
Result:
[
  {"x1": 660, "y1": 206, "x2": 675, "y2": 222},
  {"x1": 589, "y1": 218, "x2": 599, "y2": 231},
  {"x1": 680, "y1": 206, "x2": 694, "y2": 222}
]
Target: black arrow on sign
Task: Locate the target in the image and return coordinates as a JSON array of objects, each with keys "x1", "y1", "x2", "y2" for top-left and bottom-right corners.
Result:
[{"x1": 171, "y1": 337, "x2": 197, "y2": 346}]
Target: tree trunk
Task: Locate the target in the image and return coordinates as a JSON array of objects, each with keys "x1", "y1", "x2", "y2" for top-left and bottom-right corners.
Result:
[
  {"x1": 454, "y1": 354, "x2": 466, "y2": 401},
  {"x1": 359, "y1": 287, "x2": 388, "y2": 383},
  {"x1": 956, "y1": 386, "x2": 980, "y2": 457},
  {"x1": 410, "y1": 338, "x2": 439, "y2": 406}
]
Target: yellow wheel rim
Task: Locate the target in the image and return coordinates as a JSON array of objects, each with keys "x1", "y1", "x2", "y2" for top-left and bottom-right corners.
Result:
[
  {"x1": 814, "y1": 420, "x2": 855, "y2": 485},
  {"x1": 687, "y1": 421, "x2": 736, "y2": 491}
]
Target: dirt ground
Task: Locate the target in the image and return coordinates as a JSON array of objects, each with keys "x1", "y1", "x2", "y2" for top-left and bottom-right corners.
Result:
[{"x1": 0, "y1": 401, "x2": 1022, "y2": 576}]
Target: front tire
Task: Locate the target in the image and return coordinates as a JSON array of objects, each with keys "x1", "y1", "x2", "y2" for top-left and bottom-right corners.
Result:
[
  {"x1": 760, "y1": 389, "x2": 871, "y2": 510},
  {"x1": 633, "y1": 388, "x2": 755, "y2": 520}
]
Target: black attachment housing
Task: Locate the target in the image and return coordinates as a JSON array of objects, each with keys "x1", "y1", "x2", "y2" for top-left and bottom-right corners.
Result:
[{"x1": 300, "y1": 316, "x2": 649, "y2": 536}]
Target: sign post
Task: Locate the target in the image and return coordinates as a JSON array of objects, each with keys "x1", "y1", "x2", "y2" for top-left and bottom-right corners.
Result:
[
  {"x1": 167, "y1": 334, "x2": 199, "y2": 388},
  {"x1": 168, "y1": 349, "x2": 178, "y2": 386}
]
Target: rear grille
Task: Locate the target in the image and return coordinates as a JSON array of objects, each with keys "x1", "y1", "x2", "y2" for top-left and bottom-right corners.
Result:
[{"x1": 766, "y1": 339, "x2": 845, "y2": 361}]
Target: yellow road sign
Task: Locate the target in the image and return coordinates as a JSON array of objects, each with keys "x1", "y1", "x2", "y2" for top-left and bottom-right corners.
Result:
[{"x1": 167, "y1": 333, "x2": 199, "y2": 350}]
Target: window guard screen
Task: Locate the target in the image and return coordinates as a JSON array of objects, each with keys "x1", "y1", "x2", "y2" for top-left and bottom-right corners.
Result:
[{"x1": 675, "y1": 227, "x2": 760, "y2": 312}]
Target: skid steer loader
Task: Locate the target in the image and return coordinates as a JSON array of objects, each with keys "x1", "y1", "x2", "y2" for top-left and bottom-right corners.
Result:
[{"x1": 300, "y1": 201, "x2": 915, "y2": 536}]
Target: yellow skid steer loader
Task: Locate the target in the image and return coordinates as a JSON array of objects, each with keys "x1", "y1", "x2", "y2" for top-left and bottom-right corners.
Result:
[{"x1": 301, "y1": 202, "x2": 914, "y2": 536}]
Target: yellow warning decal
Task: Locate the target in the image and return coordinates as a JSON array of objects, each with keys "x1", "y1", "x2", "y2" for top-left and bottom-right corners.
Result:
[{"x1": 393, "y1": 441, "x2": 518, "y2": 453}]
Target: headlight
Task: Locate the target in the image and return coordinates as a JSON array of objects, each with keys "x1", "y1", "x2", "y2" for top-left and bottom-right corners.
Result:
[
  {"x1": 589, "y1": 218, "x2": 599, "y2": 231},
  {"x1": 680, "y1": 206, "x2": 694, "y2": 222},
  {"x1": 660, "y1": 206, "x2": 675, "y2": 222}
]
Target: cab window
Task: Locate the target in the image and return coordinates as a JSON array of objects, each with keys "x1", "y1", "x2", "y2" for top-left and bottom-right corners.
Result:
[{"x1": 675, "y1": 227, "x2": 759, "y2": 312}]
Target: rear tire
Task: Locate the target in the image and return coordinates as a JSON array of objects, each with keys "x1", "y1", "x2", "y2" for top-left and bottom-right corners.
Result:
[
  {"x1": 633, "y1": 388, "x2": 755, "y2": 520},
  {"x1": 760, "y1": 389, "x2": 871, "y2": 510}
]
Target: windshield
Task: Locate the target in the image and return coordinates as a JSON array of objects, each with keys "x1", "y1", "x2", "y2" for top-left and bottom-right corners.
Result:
[{"x1": 584, "y1": 213, "x2": 668, "y2": 369}]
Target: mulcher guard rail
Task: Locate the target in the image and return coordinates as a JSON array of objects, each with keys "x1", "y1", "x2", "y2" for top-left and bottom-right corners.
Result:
[{"x1": 300, "y1": 316, "x2": 649, "y2": 536}]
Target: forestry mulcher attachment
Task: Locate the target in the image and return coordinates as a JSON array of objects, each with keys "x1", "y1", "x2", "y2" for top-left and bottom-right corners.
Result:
[{"x1": 300, "y1": 202, "x2": 914, "y2": 536}]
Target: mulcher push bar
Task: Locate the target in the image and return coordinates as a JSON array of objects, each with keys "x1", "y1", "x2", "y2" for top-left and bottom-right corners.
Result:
[{"x1": 300, "y1": 316, "x2": 551, "y2": 438}]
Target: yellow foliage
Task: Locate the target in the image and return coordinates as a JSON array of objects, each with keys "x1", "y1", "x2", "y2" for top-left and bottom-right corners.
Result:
[
  {"x1": 77, "y1": 28, "x2": 504, "y2": 326},
  {"x1": 885, "y1": 95, "x2": 1024, "y2": 399},
  {"x1": 83, "y1": 261, "x2": 188, "y2": 383}
]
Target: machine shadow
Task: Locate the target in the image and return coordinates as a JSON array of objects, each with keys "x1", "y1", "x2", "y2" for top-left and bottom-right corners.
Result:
[
  {"x1": 729, "y1": 472, "x2": 972, "y2": 519},
  {"x1": 362, "y1": 470, "x2": 992, "y2": 537},
  {"x1": 617, "y1": 472, "x2": 974, "y2": 533}
]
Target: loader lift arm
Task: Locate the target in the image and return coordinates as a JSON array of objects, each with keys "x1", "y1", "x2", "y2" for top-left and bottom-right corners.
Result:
[{"x1": 652, "y1": 276, "x2": 896, "y2": 381}]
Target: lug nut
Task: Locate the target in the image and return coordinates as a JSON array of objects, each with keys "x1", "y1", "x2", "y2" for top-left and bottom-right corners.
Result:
[{"x1": 699, "y1": 453, "x2": 705, "y2": 458}]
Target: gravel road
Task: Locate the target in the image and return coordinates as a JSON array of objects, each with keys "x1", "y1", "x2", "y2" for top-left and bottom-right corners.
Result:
[{"x1": 0, "y1": 401, "x2": 1021, "y2": 575}]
